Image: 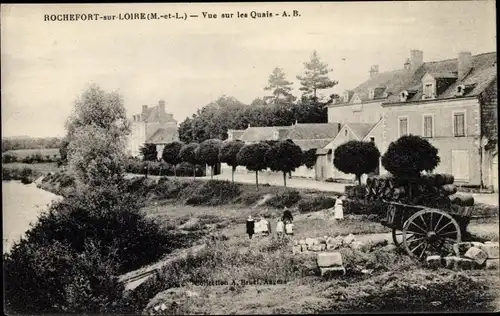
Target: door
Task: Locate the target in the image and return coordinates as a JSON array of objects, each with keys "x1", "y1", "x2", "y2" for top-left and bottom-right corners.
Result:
[{"x1": 451, "y1": 150, "x2": 470, "y2": 182}]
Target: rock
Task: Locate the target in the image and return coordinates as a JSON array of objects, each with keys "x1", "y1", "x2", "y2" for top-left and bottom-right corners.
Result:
[
  {"x1": 361, "y1": 269, "x2": 374, "y2": 275},
  {"x1": 312, "y1": 238, "x2": 319, "y2": 246},
  {"x1": 292, "y1": 245, "x2": 302, "y2": 254},
  {"x1": 299, "y1": 239, "x2": 306, "y2": 245},
  {"x1": 481, "y1": 242, "x2": 499, "y2": 259},
  {"x1": 456, "y1": 258, "x2": 477, "y2": 270},
  {"x1": 317, "y1": 237, "x2": 327, "y2": 244},
  {"x1": 320, "y1": 266, "x2": 346, "y2": 277},
  {"x1": 350, "y1": 241, "x2": 364, "y2": 250},
  {"x1": 485, "y1": 258, "x2": 500, "y2": 270},
  {"x1": 426, "y1": 255, "x2": 443, "y2": 269},
  {"x1": 301, "y1": 244, "x2": 309, "y2": 252},
  {"x1": 160, "y1": 303, "x2": 167, "y2": 311},
  {"x1": 319, "y1": 244, "x2": 327, "y2": 251},
  {"x1": 464, "y1": 247, "x2": 488, "y2": 265},
  {"x1": 154, "y1": 305, "x2": 160, "y2": 311},
  {"x1": 343, "y1": 234, "x2": 356, "y2": 246},
  {"x1": 305, "y1": 238, "x2": 315, "y2": 247},
  {"x1": 381, "y1": 244, "x2": 398, "y2": 252},
  {"x1": 179, "y1": 218, "x2": 201, "y2": 230},
  {"x1": 317, "y1": 252, "x2": 343, "y2": 267},
  {"x1": 185, "y1": 290, "x2": 199, "y2": 297},
  {"x1": 453, "y1": 242, "x2": 473, "y2": 256}
]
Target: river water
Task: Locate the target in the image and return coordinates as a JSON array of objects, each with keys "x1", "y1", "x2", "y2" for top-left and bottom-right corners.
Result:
[{"x1": 2, "y1": 181, "x2": 61, "y2": 253}]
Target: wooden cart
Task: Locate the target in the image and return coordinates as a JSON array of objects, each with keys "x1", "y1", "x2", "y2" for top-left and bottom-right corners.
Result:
[{"x1": 380, "y1": 200, "x2": 473, "y2": 259}]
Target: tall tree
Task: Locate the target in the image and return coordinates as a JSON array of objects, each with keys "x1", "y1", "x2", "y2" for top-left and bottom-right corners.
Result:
[
  {"x1": 195, "y1": 139, "x2": 223, "y2": 180},
  {"x1": 334, "y1": 140, "x2": 381, "y2": 185},
  {"x1": 179, "y1": 143, "x2": 200, "y2": 179},
  {"x1": 219, "y1": 140, "x2": 245, "y2": 183},
  {"x1": 237, "y1": 142, "x2": 270, "y2": 190},
  {"x1": 64, "y1": 84, "x2": 130, "y2": 188},
  {"x1": 264, "y1": 67, "x2": 296, "y2": 104},
  {"x1": 161, "y1": 141, "x2": 184, "y2": 177},
  {"x1": 296, "y1": 51, "x2": 338, "y2": 101},
  {"x1": 265, "y1": 141, "x2": 303, "y2": 187}
]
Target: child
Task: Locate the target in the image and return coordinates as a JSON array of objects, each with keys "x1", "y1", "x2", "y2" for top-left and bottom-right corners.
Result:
[
  {"x1": 284, "y1": 221, "x2": 294, "y2": 236},
  {"x1": 246, "y1": 215, "x2": 255, "y2": 239},
  {"x1": 276, "y1": 218, "x2": 284, "y2": 237},
  {"x1": 334, "y1": 196, "x2": 344, "y2": 221}
]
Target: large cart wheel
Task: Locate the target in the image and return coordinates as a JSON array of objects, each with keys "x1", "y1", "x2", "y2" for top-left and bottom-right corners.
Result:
[
  {"x1": 392, "y1": 227, "x2": 416, "y2": 247},
  {"x1": 402, "y1": 209, "x2": 461, "y2": 259}
]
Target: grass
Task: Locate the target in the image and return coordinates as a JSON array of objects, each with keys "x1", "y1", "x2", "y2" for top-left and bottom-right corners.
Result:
[{"x1": 4, "y1": 148, "x2": 60, "y2": 159}]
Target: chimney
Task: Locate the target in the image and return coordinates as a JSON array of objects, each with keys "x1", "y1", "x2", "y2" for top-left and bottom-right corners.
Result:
[
  {"x1": 369, "y1": 65, "x2": 379, "y2": 78},
  {"x1": 404, "y1": 58, "x2": 411, "y2": 71},
  {"x1": 158, "y1": 100, "x2": 166, "y2": 113},
  {"x1": 458, "y1": 51, "x2": 473, "y2": 80},
  {"x1": 410, "y1": 49, "x2": 424, "y2": 70},
  {"x1": 337, "y1": 123, "x2": 341, "y2": 132}
]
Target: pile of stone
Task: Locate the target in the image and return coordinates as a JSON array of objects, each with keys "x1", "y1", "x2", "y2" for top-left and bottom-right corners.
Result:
[
  {"x1": 292, "y1": 233, "x2": 389, "y2": 254},
  {"x1": 292, "y1": 233, "x2": 357, "y2": 254},
  {"x1": 426, "y1": 241, "x2": 499, "y2": 270}
]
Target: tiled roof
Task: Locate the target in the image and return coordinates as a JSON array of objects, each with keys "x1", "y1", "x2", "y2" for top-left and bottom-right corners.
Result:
[
  {"x1": 285, "y1": 123, "x2": 341, "y2": 140},
  {"x1": 293, "y1": 139, "x2": 333, "y2": 151},
  {"x1": 331, "y1": 52, "x2": 497, "y2": 106},
  {"x1": 389, "y1": 52, "x2": 497, "y2": 103},
  {"x1": 134, "y1": 106, "x2": 177, "y2": 124},
  {"x1": 345, "y1": 122, "x2": 378, "y2": 140},
  {"x1": 239, "y1": 127, "x2": 279, "y2": 142},
  {"x1": 147, "y1": 127, "x2": 179, "y2": 144}
]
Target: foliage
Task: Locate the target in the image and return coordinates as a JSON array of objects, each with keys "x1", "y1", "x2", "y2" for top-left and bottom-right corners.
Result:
[
  {"x1": 381, "y1": 135, "x2": 440, "y2": 178},
  {"x1": 218, "y1": 140, "x2": 245, "y2": 182},
  {"x1": 140, "y1": 143, "x2": 158, "y2": 161},
  {"x1": 59, "y1": 138, "x2": 70, "y2": 165},
  {"x1": 333, "y1": 140, "x2": 381, "y2": 184},
  {"x1": 265, "y1": 140, "x2": 303, "y2": 186},
  {"x1": 64, "y1": 84, "x2": 130, "y2": 187},
  {"x1": 296, "y1": 51, "x2": 338, "y2": 100},
  {"x1": 195, "y1": 139, "x2": 223, "y2": 178},
  {"x1": 298, "y1": 195, "x2": 336, "y2": 213},
  {"x1": 264, "y1": 67, "x2": 296, "y2": 104},
  {"x1": 180, "y1": 180, "x2": 242, "y2": 206},
  {"x1": 1, "y1": 136, "x2": 62, "y2": 152},
  {"x1": 237, "y1": 142, "x2": 270, "y2": 172},
  {"x1": 2, "y1": 152, "x2": 18, "y2": 163},
  {"x1": 125, "y1": 159, "x2": 205, "y2": 177},
  {"x1": 162, "y1": 141, "x2": 184, "y2": 166},
  {"x1": 179, "y1": 143, "x2": 201, "y2": 178},
  {"x1": 302, "y1": 148, "x2": 317, "y2": 169},
  {"x1": 237, "y1": 142, "x2": 270, "y2": 188},
  {"x1": 265, "y1": 189, "x2": 302, "y2": 209}
]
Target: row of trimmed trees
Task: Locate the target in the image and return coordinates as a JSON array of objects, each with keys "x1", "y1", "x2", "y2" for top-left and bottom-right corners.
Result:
[
  {"x1": 142, "y1": 139, "x2": 317, "y2": 189},
  {"x1": 333, "y1": 135, "x2": 440, "y2": 184}
]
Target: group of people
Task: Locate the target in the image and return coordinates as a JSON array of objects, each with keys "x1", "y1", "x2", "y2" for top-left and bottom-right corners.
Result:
[{"x1": 245, "y1": 208, "x2": 294, "y2": 239}]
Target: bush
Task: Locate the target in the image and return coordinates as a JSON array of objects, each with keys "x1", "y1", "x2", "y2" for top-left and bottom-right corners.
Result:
[
  {"x1": 2, "y1": 152, "x2": 18, "y2": 163},
  {"x1": 382, "y1": 135, "x2": 440, "y2": 178},
  {"x1": 4, "y1": 239, "x2": 126, "y2": 314},
  {"x1": 181, "y1": 180, "x2": 242, "y2": 206},
  {"x1": 298, "y1": 195, "x2": 336, "y2": 213},
  {"x1": 265, "y1": 189, "x2": 302, "y2": 209},
  {"x1": 345, "y1": 185, "x2": 367, "y2": 200},
  {"x1": 343, "y1": 198, "x2": 386, "y2": 216}
]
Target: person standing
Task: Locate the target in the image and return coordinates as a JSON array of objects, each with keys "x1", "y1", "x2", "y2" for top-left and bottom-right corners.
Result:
[
  {"x1": 334, "y1": 196, "x2": 344, "y2": 221},
  {"x1": 276, "y1": 218, "x2": 284, "y2": 237},
  {"x1": 246, "y1": 215, "x2": 255, "y2": 239}
]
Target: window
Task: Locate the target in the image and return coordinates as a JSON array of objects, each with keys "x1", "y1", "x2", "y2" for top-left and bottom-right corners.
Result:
[
  {"x1": 398, "y1": 117, "x2": 409, "y2": 137},
  {"x1": 423, "y1": 115, "x2": 433, "y2": 138},
  {"x1": 453, "y1": 112, "x2": 466, "y2": 137},
  {"x1": 369, "y1": 89, "x2": 375, "y2": 99},
  {"x1": 424, "y1": 83, "x2": 434, "y2": 98},
  {"x1": 344, "y1": 129, "x2": 348, "y2": 136},
  {"x1": 370, "y1": 137, "x2": 375, "y2": 143}
]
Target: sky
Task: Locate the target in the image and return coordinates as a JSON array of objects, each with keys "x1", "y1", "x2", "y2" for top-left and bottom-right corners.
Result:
[{"x1": 1, "y1": 1, "x2": 496, "y2": 138}]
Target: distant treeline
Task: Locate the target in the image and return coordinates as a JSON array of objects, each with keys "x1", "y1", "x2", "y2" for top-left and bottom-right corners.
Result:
[{"x1": 2, "y1": 137, "x2": 62, "y2": 152}]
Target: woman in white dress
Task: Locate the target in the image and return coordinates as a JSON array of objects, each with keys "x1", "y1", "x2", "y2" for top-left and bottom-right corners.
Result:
[{"x1": 334, "y1": 196, "x2": 344, "y2": 220}]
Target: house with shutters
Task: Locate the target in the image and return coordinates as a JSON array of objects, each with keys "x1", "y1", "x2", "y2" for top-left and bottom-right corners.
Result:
[
  {"x1": 326, "y1": 49, "x2": 498, "y2": 191},
  {"x1": 226, "y1": 122, "x2": 342, "y2": 178},
  {"x1": 127, "y1": 100, "x2": 179, "y2": 158}
]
